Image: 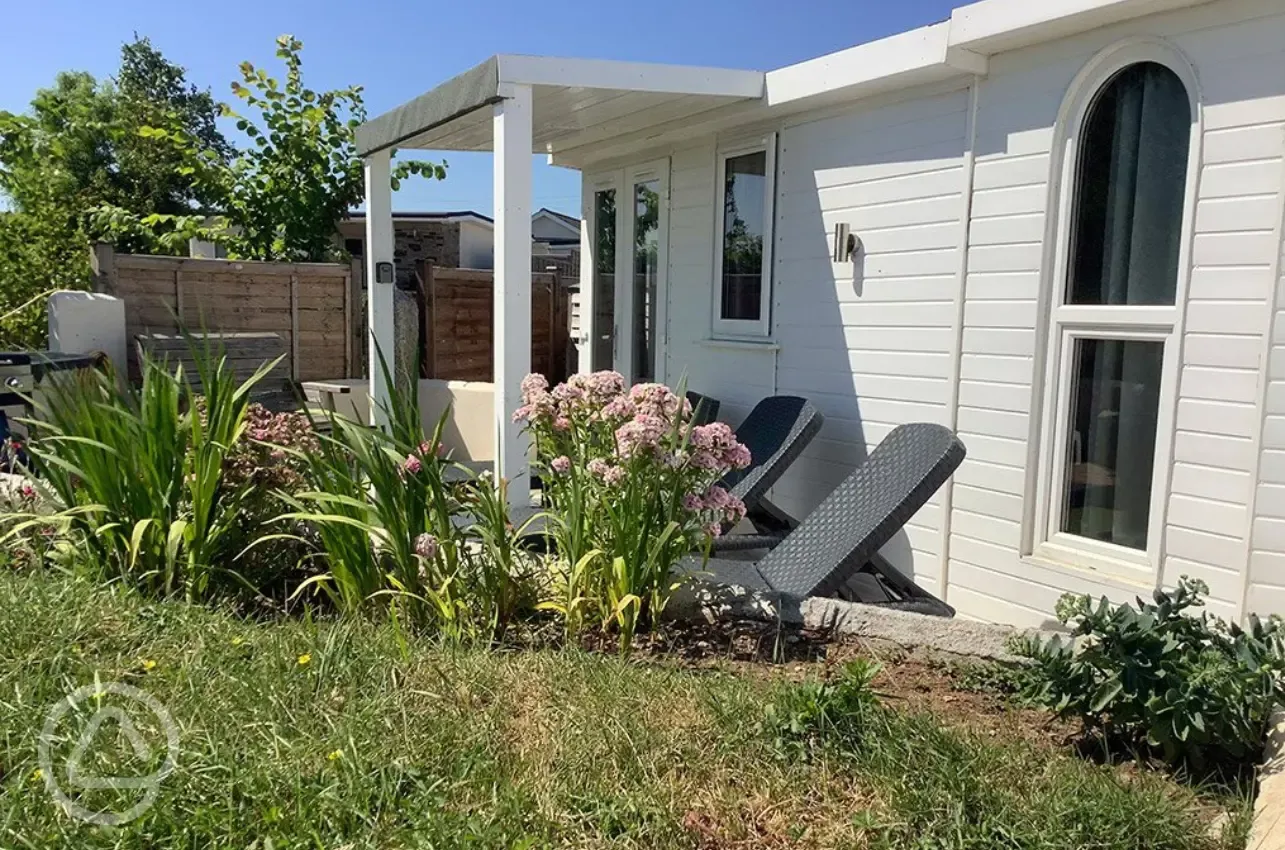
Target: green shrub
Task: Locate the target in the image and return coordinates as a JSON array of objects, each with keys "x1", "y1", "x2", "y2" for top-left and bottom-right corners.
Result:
[
  {"x1": 1013, "y1": 577, "x2": 1285, "y2": 766},
  {"x1": 5, "y1": 342, "x2": 278, "y2": 599},
  {"x1": 760, "y1": 659, "x2": 882, "y2": 756}
]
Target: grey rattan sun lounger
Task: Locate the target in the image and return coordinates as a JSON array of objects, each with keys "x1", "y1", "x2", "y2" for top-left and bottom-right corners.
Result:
[
  {"x1": 694, "y1": 423, "x2": 966, "y2": 617},
  {"x1": 716, "y1": 396, "x2": 823, "y2": 535},
  {"x1": 686, "y1": 391, "x2": 720, "y2": 427}
]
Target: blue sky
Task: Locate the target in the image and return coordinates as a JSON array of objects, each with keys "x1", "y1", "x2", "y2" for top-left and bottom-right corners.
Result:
[{"x1": 4, "y1": 0, "x2": 960, "y2": 217}]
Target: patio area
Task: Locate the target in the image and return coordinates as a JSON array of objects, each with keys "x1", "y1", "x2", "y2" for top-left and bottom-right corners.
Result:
[{"x1": 356, "y1": 55, "x2": 765, "y2": 508}]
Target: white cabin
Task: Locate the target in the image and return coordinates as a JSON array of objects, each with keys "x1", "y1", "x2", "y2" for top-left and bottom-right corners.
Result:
[{"x1": 359, "y1": 0, "x2": 1285, "y2": 627}]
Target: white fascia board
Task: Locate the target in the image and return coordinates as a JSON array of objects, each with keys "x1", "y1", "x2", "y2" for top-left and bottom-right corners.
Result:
[
  {"x1": 496, "y1": 55, "x2": 764, "y2": 99},
  {"x1": 948, "y1": 0, "x2": 1214, "y2": 54},
  {"x1": 765, "y1": 23, "x2": 985, "y2": 107}
]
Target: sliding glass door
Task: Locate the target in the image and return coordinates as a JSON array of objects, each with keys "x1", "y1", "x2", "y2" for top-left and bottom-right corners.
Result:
[{"x1": 581, "y1": 160, "x2": 669, "y2": 383}]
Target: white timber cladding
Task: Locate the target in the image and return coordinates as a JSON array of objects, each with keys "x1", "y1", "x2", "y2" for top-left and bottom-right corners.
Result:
[{"x1": 582, "y1": 0, "x2": 1285, "y2": 626}]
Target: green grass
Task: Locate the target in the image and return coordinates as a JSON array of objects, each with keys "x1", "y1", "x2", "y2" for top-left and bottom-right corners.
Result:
[{"x1": 0, "y1": 570, "x2": 1252, "y2": 849}]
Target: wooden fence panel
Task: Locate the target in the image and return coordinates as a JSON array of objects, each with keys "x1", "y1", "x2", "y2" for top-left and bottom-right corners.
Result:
[
  {"x1": 421, "y1": 266, "x2": 571, "y2": 384},
  {"x1": 93, "y1": 245, "x2": 357, "y2": 383}
]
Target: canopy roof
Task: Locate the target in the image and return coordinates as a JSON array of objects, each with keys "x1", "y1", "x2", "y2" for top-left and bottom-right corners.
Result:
[{"x1": 355, "y1": 54, "x2": 765, "y2": 158}]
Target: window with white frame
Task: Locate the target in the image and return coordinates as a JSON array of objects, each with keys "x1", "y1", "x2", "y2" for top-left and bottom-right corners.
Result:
[
  {"x1": 1037, "y1": 60, "x2": 1194, "y2": 573},
  {"x1": 713, "y1": 136, "x2": 775, "y2": 337}
]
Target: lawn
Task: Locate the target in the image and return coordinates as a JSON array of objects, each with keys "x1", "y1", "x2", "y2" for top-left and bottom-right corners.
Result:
[{"x1": 0, "y1": 569, "x2": 1251, "y2": 850}]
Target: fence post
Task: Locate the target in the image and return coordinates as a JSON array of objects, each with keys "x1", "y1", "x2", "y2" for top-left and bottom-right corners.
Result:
[
  {"x1": 173, "y1": 267, "x2": 185, "y2": 330},
  {"x1": 90, "y1": 244, "x2": 117, "y2": 295},
  {"x1": 343, "y1": 263, "x2": 353, "y2": 378},
  {"x1": 415, "y1": 260, "x2": 435, "y2": 380},
  {"x1": 289, "y1": 273, "x2": 301, "y2": 381},
  {"x1": 349, "y1": 258, "x2": 364, "y2": 378}
]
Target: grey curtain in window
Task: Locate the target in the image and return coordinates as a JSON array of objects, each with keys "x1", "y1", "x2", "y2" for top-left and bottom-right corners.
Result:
[{"x1": 1070, "y1": 62, "x2": 1191, "y2": 307}]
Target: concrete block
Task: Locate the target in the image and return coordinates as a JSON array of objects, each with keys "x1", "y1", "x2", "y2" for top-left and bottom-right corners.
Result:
[{"x1": 47, "y1": 291, "x2": 126, "y2": 376}]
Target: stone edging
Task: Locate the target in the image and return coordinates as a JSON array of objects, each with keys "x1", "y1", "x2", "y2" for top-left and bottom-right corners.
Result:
[
  {"x1": 1249, "y1": 708, "x2": 1285, "y2": 850},
  {"x1": 666, "y1": 583, "x2": 1045, "y2": 662}
]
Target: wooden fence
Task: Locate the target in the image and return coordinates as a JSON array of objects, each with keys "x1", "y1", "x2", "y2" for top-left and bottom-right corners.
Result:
[
  {"x1": 417, "y1": 264, "x2": 572, "y2": 384},
  {"x1": 92, "y1": 245, "x2": 361, "y2": 383}
]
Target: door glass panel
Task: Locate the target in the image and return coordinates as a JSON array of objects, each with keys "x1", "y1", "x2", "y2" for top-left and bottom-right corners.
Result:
[
  {"x1": 720, "y1": 150, "x2": 767, "y2": 321},
  {"x1": 631, "y1": 179, "x2": 660, "y2": 382},
  {"x1": 1068, "y1": 63, "x2": 1191, "y2": 306},
  {"x1": 1060, "y1": 338, "x2": 1164, "y2": 550},
  {"x1": 591, "y1": 188, "x2": 616, "y2": 371}
]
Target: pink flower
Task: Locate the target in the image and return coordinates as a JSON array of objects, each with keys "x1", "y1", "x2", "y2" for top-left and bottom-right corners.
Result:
[
  {"x1": 703, "y1": 485, "x2": 730, "y2": 510},
  {"x1": 704, "y1": 522, "x2": 723, "y2": 538},
  {"x1": 512, "y1": 405, "x2": 533, "y2": 423},
  {"x1": 724, "y1": 443, "x2": 752, "y2": 470},
  {"x1": 553, "y1": 416, "x2": 571, "y2": 432},
  {"x1": 414, "y1": 533, "x2": 438, "y2": 559},
  {"x1": 551, "y1": 455, "x2": 572, "y2": 474},
  {"x1": 615, "y1": 414, "x2": 667, "y2": 459},
  {"x1": 603, "y1": 466, "x2": 626, "y2": 486},
  {"x1": 418, "y1": 441, "x2": 443, "y2": 458},
  {"x1": 682, "y1": 493, "x2": 703, "y2": 512},
  {"x1": 587, "y1": 458, "x2": 611, "y2": 479},
  {"x1": 403, "y1": 454, "x2": 423, "y2": 475},
  {"x1": 629, "y1": 383, "x2": 683, "y2": 420},
  {"x1": 602, "y1": 395, "x2": 637, "y2": 421},
  {"x1": 725, "y1": 496, "x2": 748, "y2": 523},
  {"x1": 520, "y1": 373, "x2": 549, "y2": 403}
]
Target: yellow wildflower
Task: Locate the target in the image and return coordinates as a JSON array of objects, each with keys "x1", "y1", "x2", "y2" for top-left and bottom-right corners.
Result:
[
  {"x1": 141, "y1": 659, "x2": 157, "y2": 672},
  {"x1": 31, "y1": 768, "x2": 43, "y2": 783},
  {"x1": 327, "y1": 749, "x2": 343, "y2": 762},
  {"x1": 297, "y1": 653, "x2": 312, "y2": 667}
]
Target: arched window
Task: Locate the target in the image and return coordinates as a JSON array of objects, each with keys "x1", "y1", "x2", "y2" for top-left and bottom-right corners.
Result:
[{"x1": 1041, "y1": 60, "x2": 1194, "y2": 571}]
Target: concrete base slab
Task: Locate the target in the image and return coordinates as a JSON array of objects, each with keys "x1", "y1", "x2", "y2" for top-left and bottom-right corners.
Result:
[
  {"x1": 1250, "y1": 708, "x2": 1285, "y2": 849},
  {"x1": 667, "y1": 580, "x2": 1040, "y2": 662}
]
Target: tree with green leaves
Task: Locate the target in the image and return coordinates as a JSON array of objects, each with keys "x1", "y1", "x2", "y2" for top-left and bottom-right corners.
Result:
[
  {"x1": 95, "y1": 35, "x2": 446, "y2": 262},
  {"x1": 0, "y1": 37, "x2": 227, "y2": 347}
]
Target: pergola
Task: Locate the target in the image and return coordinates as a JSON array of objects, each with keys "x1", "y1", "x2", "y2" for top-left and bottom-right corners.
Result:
[{"x1": 356, "y1": 55, "x2": 763, "y2": 506}]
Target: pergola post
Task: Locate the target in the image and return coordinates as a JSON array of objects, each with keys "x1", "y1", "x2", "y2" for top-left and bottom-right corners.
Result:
[
  {"x1": 364, "y1": 150, "x2": 395, "y2": 429},
  {"x1": 493, "y1": 84, "x2": 533, "y2": 507}
]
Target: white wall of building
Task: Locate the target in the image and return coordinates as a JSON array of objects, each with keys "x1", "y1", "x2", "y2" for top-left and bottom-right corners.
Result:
[{"x1": 582, "y1": 0, "x2": 1285, "y2": 626}]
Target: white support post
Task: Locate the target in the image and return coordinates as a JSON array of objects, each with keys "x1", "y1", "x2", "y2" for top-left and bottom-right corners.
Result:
[
  {"x1": 493, "y1": 84, "x2": 534, "y2": 508},
  {"x1": 364, "y1": 150, "x2": 395, "y2": 429}
]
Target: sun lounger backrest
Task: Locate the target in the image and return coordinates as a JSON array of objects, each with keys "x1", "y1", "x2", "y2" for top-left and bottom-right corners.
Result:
[
  {"x1": 722, "y1": 396, "x2": 823, "y2": 510},
  {"x1": 756, "y1": 423, "x2": 966, "y2": 598}
]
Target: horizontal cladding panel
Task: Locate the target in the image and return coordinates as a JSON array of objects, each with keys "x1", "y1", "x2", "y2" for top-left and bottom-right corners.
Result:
[
  {"x1": 956, "y1": 405, "x2": 1030, "y2": 442},
  {"x1": 1186, "y1": 265, "x2": 1277, "y2": 300},
  {"x1": 969, "y1": 213, "x2": 1046, "y2": 246},
  {"x1": 953, "y1": 483, "x2": 1026, "y2": 523},
  {"x1": 776, "y1": 347, "x2": 951, "y2": 379},
  {"x1": 966, "y1": 271, "x2": 1041, "y2": 301},
  {"x1": 1173, "y1": 430, "x2": 1256, "y2": 471},
  {"x1": 1175, "y1": 397, "x2": 1258, "y2": 439},
  {"x1": 1183, "y1": 334, "x2": 1263, "y2": 369}
]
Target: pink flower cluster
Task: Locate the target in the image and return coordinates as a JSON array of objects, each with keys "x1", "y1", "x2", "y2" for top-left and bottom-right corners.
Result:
[
  {"x1": 413, "y1": 532, "x2": 438, "y2": 559},
  {"x1": 402, "y1": 440, "x2": 445, "y2": 476},
  {"x1": 679, "y1": 484, "x2": 748, "y2": 538},
  {"x1": 688, "y1": 422, "x2": 752, "y2": 471},
  {"x1": 614, "y1": 414, "x2": 668, "y2": 460},
  {"x1": 587, "y1": 458, "x2": 626, "y2": 486}
]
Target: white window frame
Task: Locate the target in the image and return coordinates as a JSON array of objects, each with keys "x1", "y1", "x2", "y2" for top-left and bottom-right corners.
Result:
[
  {"x1": 1028, "y1": 40, "x2": 1202, "y2": 582},
  {"x1": 712, "y1": 134, "x2": 776, "y2": 339},
  {"x1": 579, "y1": 171, "x2": 624, "y2": 375}
]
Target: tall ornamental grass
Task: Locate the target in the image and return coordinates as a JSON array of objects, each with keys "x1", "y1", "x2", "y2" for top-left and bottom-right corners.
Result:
[
  {"x1": 4, "y1": 342, "x2": 278, "y2": 599},
  {"x1": 516, "y1": 372, "x2": 750, "y2": 648},
  {"x1": 276, "y1": 364, "x2": 537, "y2": 641}
]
